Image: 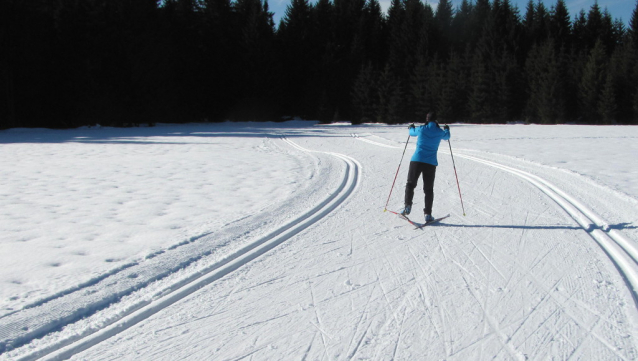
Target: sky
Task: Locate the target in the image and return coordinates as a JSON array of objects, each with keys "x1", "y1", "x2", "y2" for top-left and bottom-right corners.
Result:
[{"x1": 269, "y1": 0, "x2": 636, "y2": 26}]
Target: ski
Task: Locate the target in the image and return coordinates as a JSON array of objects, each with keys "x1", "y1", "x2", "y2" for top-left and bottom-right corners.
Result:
[
  {"x1": 386, "y1": 210, "x2": 424, "y2": 230},
  {"x1": 414, "y1": 214, "x2": 450, "y2": 229}
]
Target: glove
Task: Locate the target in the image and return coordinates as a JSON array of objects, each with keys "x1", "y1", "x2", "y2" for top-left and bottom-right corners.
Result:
[
  {"x1": 444, "y1": 125, "x2": 449, "y2": 131},
  {"x1": 408, "y1": 123, "x2": 415, "y2": 130}
]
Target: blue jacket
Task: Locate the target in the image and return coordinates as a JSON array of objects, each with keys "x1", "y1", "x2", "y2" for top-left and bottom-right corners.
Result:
[{"x1": 409, "y1": 122, "x2": 451, "y2": 166}]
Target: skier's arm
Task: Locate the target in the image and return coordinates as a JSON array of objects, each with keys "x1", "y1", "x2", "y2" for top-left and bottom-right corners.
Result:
[
  {"x1": 409, "y1": 124, "x2": 420, "y2": 137},
  {"x1": 441, "y1": 125, "x2": 450, "y2": 140}
]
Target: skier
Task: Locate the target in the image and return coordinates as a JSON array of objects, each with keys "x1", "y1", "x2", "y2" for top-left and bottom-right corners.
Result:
[{"x1": 401, "y1": 112, "x2": 450, "y2": 222}]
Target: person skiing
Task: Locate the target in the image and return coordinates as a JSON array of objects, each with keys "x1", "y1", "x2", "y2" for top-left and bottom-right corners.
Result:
[{"x1": 401, "y1": 112, "x2": 450, "y2": 222}]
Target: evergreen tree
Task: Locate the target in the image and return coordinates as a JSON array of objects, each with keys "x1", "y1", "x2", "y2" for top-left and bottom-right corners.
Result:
[
  {"x1": 579, "y1": 39, "x2": 608, "y2": 123},
  {"x1": 376, "y1": 64, "x2": 403, "y2": 124},
  {"x1": 201, "y1": 0, "x2": 236, "y2": 121},
  {"x1": 634, "y1": 64, "x2": 638, "y2": 122},
  {"x1": 572, "y1": 10, "x2": 588, "y2": 51},
  {"x1": 411, "y1": 55, "x2": 435, "y2": 121},
  {"x1": 438, "y1": 51, "x2": 469, "y2": 122},
  {"x1": 599, "y1": 72, "x2": 617, "y2": 124},
  {"x1": 435, "y1": 0, "x2": 454, "y2": 56},
  {"x1": 469, "y1": 54, "x2": 492, "y2": 122},
  {"x1": 359, "y1": 0, "x2": 386, "y2": 68},
  {"x1": 450, "y1": 0, "x2": 473, "y2": 52},
  {"x1": 549, "y1": 0, "x2": 571, "y2": 48},
  {"x1": 525, "y1": 39, "x2": 566, "y2": 123},
  {"x1": 585, "y1": 1, "x2": 604, "y2": 50},
  {"x1": 631, "y1": 1, "x2": 638, "y2": 49},
  {"x1": 230, "y1": 0, "x2": 277, "y2": 121},
  {"x1": 277, "y1": 0, "x2": 313, "y2": 116},
  {"x1": 352, "y1": 63, "x2": 379, "y2": 124},
  {"x1": 0, "y1": 0, "x2": 19, "y2": 129}
]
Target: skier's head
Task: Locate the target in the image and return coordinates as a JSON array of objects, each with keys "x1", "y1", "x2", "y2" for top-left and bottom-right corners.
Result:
[{"x1": 427, "y1": 111, "x2": 437, "y2": 124}]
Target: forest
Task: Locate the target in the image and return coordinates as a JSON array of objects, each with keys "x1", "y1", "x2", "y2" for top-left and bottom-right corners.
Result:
[{"x1": 1, "y1": 0, "x2": 638, "y2": 129}]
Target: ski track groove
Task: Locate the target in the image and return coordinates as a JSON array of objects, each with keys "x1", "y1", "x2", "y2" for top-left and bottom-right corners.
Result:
[
  {"x1": 407, "y1": 245, "x2": 448, "y2": 356},
  {"x1": 462, "y1": 275, "x2": 527, "y2": 361},
  {"x1": 354, "y1": 135, "x2": 638, "y2": 313},
  {"x1": 308, "y1": 282, "x2": 331, "y2": 361},
  {"x1": 345, "y1": 284, "x2": 375, "y2": 360},
  {"x1": 458, "y1": 153, "x2": 638, "y2": 312},
  {"x1": 5, "y1": 136, "x2": 360, "y2": 361}
]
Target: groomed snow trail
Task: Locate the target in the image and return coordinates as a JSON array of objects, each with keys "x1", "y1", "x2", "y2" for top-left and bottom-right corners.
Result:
[
  {"x1": 1, "y1": 136, "x2": 360, "y2": 361},
  {"x1": 2, "y1": 123, "x2": 637, "y2": 361},
  {"x1": 354, "y1": 133, "x2": 638, "y2": 311},
  {"x1": 67, "y1": 125, "x2": 637, "y2": 361}
]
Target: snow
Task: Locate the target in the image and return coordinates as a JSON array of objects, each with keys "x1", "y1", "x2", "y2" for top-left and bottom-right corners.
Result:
[{"x1": 1, "y1": 121, "x2": 637, "y2": 360}]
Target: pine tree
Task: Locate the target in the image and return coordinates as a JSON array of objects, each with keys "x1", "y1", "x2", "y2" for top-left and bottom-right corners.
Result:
[
  {"x1": 438, "y1": 51, "x2": 468, "y2": 122},
  {"x1": 585, "y1": 1, "x2": 603, "y2": 50},
  {"x1": 1, "y1": 0, "x2": 18, "y2": 129},
  {"x1": 579, "y1": 39, "x2": 608, "y2": 123},
  {"x1": 411, "y1": 55, "x2": 436, "y2": 121},
  {"x1": 572, "y1": 10, "x2": 588, "y2": 51},
  {"x1": 525, "y1": 39, "x2": 566, "y2": 123},
  {"x1": 376, "y1": 64, "x2": 403, "y2": 124},
  {"x1": 599, "y1": 72, "x2": 617, "y2": 124},
  {"x1": 549, "y1": 0, "x2": 571, "y2": 48},
  {"x1": 309, "y1": 0, "x2": 337, "y2": 121},
  {"x1": 469, "y1": 54, "x2": 492, "y2": 123},
  {"x1": 359, "y1": 0, "x2": 386, "y2": 68},
  {"x1": 450, "y1": 0, "x2": 473, "y2": 52},
  {"x1": 631, "y1": 0, "x2": 638, "y2": 49},
  {"x1": 435, "y1": 0, "x2": 454, "y2": 57},
  {"x1": 351, "y1": 63, "x2": 379, "y2": 124},
  {"x1": 278, "y1": 0, "x2": 313, "y2": 116},
  {"x1": 634, "y1": 68, "x2": 638, "y2": 123},
  {"x1": 200, "y1": 0, "x2": 235, "y2": 121},
  {"x1": 230, "y1": 0, "x2": 277, "y2": 121}
]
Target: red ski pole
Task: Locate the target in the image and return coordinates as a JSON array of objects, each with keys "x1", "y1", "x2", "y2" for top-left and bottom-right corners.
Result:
[
  {"x1": 446, "y1": 129, "x2": 466, "y2": 216},
  {"x1": 384, "y1": 133, "x2": 411, "y2": 211}
]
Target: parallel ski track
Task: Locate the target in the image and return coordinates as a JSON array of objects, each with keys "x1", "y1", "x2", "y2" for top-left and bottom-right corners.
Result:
[
  {"x1": 352, "y1": 133, "x2": 638, "y2": 309},
  {"x1": 10, "y1": 137, "x2": 360, "y2": 361}
]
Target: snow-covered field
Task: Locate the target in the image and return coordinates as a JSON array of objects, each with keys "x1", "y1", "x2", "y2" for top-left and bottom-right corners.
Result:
[{"x1": 1, "y1": 121, "x2": 637, "y2": 360}]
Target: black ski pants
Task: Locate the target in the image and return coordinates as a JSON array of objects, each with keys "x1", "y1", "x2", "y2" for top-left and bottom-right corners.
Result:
[{"x1": 404, "y1": 161, "x2": 437, "y2": 215}]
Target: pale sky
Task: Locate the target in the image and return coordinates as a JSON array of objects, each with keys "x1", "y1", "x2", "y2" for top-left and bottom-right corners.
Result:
[{"x1": 268, "y1": 0, "x2": 636, "y2": 26}]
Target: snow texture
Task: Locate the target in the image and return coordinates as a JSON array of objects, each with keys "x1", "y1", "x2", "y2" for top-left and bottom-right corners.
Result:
[{"x1": 1, "y1": 121, "x2": 637, "y2": 360}]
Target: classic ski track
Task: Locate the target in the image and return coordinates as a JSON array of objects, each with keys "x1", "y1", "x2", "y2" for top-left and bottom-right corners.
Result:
[
  {"x1": 14, "y1": 136, "x2": 361, "y2": 361},
  {"x1": 352, "y1": 134, "x2": 638, "y2": 310}
]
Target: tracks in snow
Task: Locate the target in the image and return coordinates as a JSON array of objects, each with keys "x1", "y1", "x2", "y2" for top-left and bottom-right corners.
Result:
[
  {"x1": 455, "y1": 153, "x2": 638, "y2": 308},
  {"x1": 2, "y1": 137, "x2": 360, "y2": 361},
  {"x1": 352, "y1": 133, "x2": 638, "y2": 309}
]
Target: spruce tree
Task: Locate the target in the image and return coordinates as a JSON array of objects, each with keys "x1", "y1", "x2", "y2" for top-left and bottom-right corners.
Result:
[
  {"x1": 579, "y1": 39, "x2": 607, "y2": 123},
  {"x1": 572, "y1": 10, "x2": 588, "y2": 51},
  {"x1": 525, "y1": 39, "x2": 566, "y2": 123},
  {"x1": 438, "y1": 51, "x2": 468, "y2": 122},
  {"x1": 469, "y1": 54, "x2": 492, "y2": 123},
  {"x1": 352, "y1": 63, "x2": 379, "y2": 124},
  {"x1": 631, "y1": 1, "x2": 638, "y2": 49},
  {"x1": 231, "y1": 0, "x2": 277, "y2": 120},
  {"x1": 435, "y1": 0, "x2": 454, "y2": 57},
  {"x1": 549, "y1": 0, "x2": 571, "y2": 48},
  {"x1": 376, "y1": 64, "x2": 403, "y2": 124},
  {"x1": 200, "y1": 0, "x2": 235, "y2": 121},
  {"x1": 411, "y1": 54, "x2": 437, "y2": 121},
  {"x1": 599, "y1": 72, "x2": 617, "y2": 124},
  {"x1": 278, "y1": 0, "x2": 313, "y2": 116},
  {"x1": 450, "y1": 0, "x2": 473, "y2": 52},
  {"x1": 585, "y1": 1, "x2": 603, "y2": 50}
]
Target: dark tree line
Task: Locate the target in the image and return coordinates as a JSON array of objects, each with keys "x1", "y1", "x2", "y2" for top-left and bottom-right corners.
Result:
[{"x1": 1, "y1": 0, "x2": 638, "y2": 129}]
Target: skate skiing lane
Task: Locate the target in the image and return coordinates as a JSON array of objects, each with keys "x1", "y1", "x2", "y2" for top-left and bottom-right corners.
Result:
[
  {"x1": 352, "y1": 134, "x2": 638, "y2": 312},
  {"x1": 11, "y1": 137, "x2": 361, "y2": 361}
]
